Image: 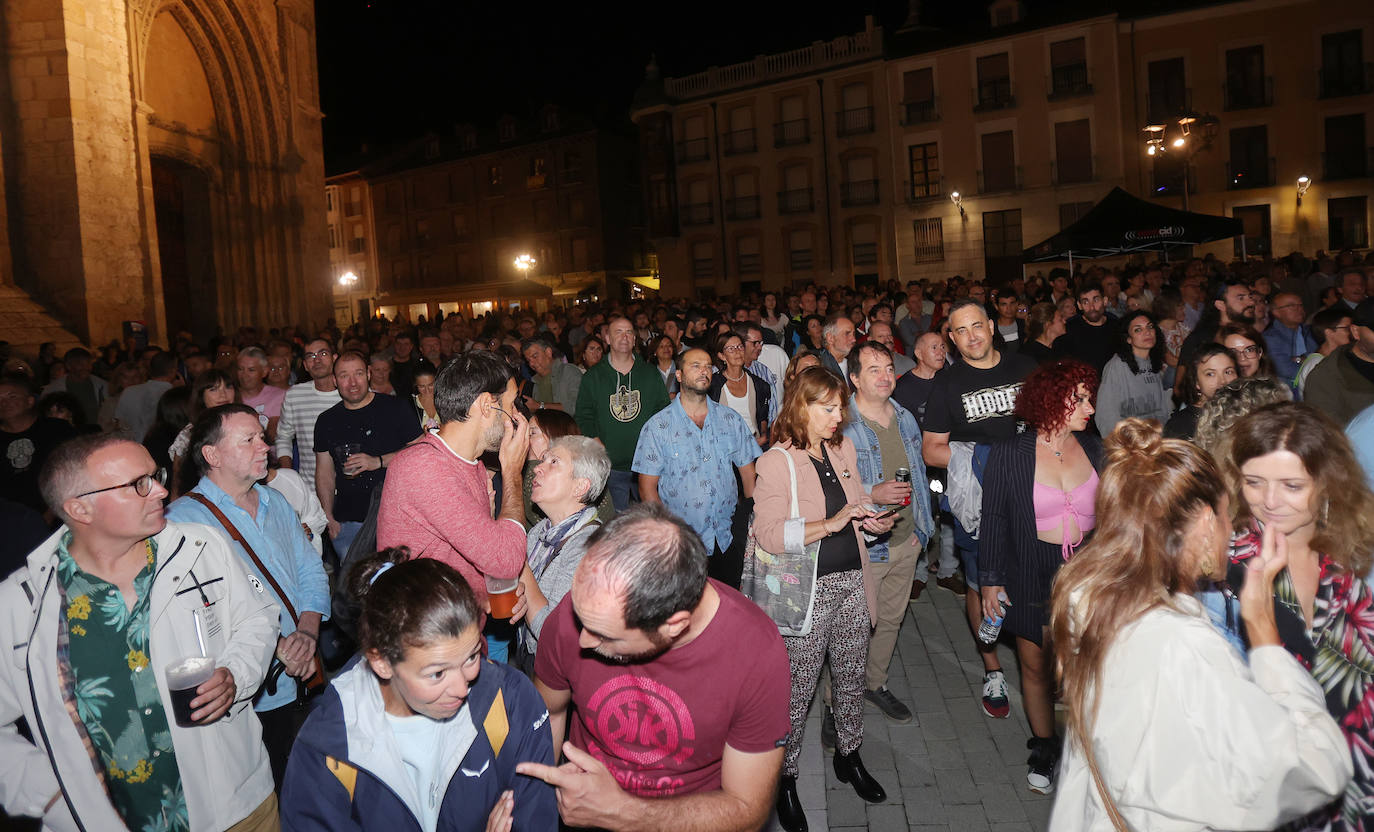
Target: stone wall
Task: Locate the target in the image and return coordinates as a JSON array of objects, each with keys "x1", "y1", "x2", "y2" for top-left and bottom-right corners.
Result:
[{"x1": 0, "y1": 0, "x2": 328, "y2": 347}]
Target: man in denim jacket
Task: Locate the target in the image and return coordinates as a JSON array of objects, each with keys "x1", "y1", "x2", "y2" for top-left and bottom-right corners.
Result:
[{"x1": 842, "y1": 341, "x2": 934, "y2": 722}]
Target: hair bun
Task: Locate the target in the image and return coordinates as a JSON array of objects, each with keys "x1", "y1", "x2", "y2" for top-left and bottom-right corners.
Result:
[{"x1": 1106, "y1": 418, "x2": 1165, "y2": 461}]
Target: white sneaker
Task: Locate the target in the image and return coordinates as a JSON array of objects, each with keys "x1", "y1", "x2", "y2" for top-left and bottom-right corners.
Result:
[{"x1": 981, "y1": 670, "x2": 1010, "y2": 718}]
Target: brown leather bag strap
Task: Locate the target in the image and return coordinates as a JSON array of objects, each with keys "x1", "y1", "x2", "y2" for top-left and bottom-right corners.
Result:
[{"x1": 186, "y1": 491, "x2": 300, "y2": 624}]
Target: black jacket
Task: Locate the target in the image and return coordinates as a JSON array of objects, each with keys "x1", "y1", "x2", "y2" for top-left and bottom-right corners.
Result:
[{"x1": 708, "y1": 368, "x2": 772, "y2": 437}]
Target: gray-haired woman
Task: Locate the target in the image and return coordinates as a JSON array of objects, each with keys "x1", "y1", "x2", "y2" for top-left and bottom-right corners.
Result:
[{"x1": 518, "y1": 435, "x2": 611, "y2": 658}]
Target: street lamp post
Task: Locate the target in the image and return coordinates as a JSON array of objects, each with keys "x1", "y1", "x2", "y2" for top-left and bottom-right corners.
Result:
[
  {"x1": 1142, "y1": 112, "x2": 1219, "y2": 212},
  {"x1": 514, "y1": 253, "x2": 536, "y2": 276}
]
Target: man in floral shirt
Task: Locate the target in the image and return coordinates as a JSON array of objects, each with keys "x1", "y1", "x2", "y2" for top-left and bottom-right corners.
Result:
[
  {"x1": 0, "y1": 434, "x2": 280, "y2": 831},
  {"x1": 632, "y1": 347, "x2": 760, "y2": 589}
]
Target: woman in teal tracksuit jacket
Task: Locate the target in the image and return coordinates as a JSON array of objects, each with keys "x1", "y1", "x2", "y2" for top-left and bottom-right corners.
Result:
[{"x1": 281, "y1": 549, "x2": 556, "y2": 832}]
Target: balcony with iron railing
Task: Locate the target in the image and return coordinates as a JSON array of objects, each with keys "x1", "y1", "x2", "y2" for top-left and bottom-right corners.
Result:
[
  {"x1": 1052, "y1": 156, "x2": 1096, "y2": 185},
  {"x1": 737, "y1": 253, "x2": 762, "y2": 274},
  {"x1": 852, "y1": 242, "x2": 878, "y2": 267},
  {"x1": 840, "y1": 179, "x2": 880, "y2": 206},
  {"x1": 691, "y1": 257, "x2": 715, "y2": 279},
  {"x1": 723, "y1": 128, "x2": 757, "y2": 156},
  {"x1": 1322, "y1": 147, "x2": 1374, "y2": 180},
  {"x1": 789, "y1": 248, "x2": 814, "y2": 271},
  {"x1": 1226, "y1": 157, "x2": 1276, "y2": 189},
  {"x1": 676, "y1": 138, "x2": 710, "y2": 163},
  {"x1": 680, "y1": 202, "x2": 714, "y2": 226},
  {"x1": 1049, "y1": 64, "x2": 1093, "y2": 100},
  {"x1": 344, "y1": 201, "x2": 363, "y2": 217},
  {"x1": 774, "y1": 119, "x2": 810, "y2": 147},
  {"x1": 777, "y1": 187, "x2": 814, "y2": 214},
  {"x1": 836, "y1": 107, "x2": 875, "y2": 137},
  {"x1": 1319, "y1": 63, "x2": 1373, "y2": 98},
  {"x1": 977, "y1": 166, "x2": 1023, "y2": 194},
  {"x1": 725, "y1": 196, "x2": 761, "y2": 221},
  {"x1": 1150, "y1": 167, "x2": 1197, "y2": 198},
  {"x1": 563, "y1": 166, "x2": 585, "y2": 184},
  {"x1": 905, "y1": 177, "x2": 943, "y2": 202},
  {"x1": 901, "y1": 98, "x2": 939, "y2": 125},
  {"x1": 974, "y1": 79, "x2": 1015, "y2": 111},
  {"x1": 1223, "y1": 76, "x2": 1274, "y2": 110},
  {"x1": 347, "y1": 238, "x2": 366, "y2": 254},
  {"x1": 1148, "y1": 166, "x2": 1192, "y2": 199}
]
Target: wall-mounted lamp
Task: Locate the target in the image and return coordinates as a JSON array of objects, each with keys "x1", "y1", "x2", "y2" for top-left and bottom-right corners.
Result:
[
  {"x1": 951, "y1": 191, "x2": 965, "y2": 218},
  {"x1": 1296, "y1": 175, "x2": 1311, "y2": 207},
  {"x1": 338, "y1": 271, "x2": 358, "y2": 287}
]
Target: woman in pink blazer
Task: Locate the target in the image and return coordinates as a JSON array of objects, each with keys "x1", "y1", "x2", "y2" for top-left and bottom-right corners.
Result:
[{"x1": 752, "y1": 366, "x2": 894, "y2": 832}]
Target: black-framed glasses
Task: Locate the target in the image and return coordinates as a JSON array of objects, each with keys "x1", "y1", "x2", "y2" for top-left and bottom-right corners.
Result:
[
  {"x1": 75, "y1": 467, "x2": 167, "y2": 499},
  {"x1": 1234, "y1": 344, "x2": 1263, "y2": 357}
]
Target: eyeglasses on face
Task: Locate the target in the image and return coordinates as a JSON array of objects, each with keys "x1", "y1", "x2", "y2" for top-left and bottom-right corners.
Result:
[
  {"x1": 304, "y1": 350, "x2": 333, "y2": 360},
  {"x1": 1233, "y1": 344, "x2": 1263, "y2": 357},
  {"x1": 75, "y1": 467, "x2": 167, "y2": 499},
  {"x1": 723, "y1": 344, "x2": 745, "y2": 352}
]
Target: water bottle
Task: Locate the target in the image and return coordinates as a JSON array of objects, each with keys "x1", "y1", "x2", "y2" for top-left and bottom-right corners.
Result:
[
  {"x1": 895, "y1": 467, "x2": 911, "y2": 506},
  {"x1": 977, "y1": 591, "x2": 1010, "y2": 644}
]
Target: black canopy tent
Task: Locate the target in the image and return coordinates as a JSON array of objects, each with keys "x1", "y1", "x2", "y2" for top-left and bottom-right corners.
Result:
[{"x1": 1022, "y1": 187, "x2": 1244, "y2": 271}]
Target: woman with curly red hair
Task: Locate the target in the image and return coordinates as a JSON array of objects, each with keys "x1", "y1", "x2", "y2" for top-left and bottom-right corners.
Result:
[{"x1": 978, "y1": 358, "x2": 1102, "y2": 795}]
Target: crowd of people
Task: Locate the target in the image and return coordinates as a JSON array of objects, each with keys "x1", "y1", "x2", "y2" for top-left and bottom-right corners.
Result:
[{"x1": 1, "y1": 244, "x2": 1374, "y2": 832}]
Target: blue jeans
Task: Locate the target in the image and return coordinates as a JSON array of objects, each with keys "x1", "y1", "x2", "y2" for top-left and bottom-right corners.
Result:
[
  {"x1": 607, "y1": 469, "x2": 637, "y2": 513},
  {"x1": 331, "y1": 521, "x2": 364, "y2": 563}
]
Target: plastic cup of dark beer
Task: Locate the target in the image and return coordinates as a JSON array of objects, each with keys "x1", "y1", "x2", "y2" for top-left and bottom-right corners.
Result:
[
  {"x1": 166, "y1": 656, "x2": 216, "y2": 727},
  {"x1": 486, "y1": 575, "x2": 519, "y2": 619}
]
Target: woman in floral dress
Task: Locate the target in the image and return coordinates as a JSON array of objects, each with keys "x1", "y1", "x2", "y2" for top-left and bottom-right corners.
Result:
[{"x1": 1222, "y1": 403, "x2": 1374, "y2": 831}]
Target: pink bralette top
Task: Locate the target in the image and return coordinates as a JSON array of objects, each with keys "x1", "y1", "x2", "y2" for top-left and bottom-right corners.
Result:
[{"x1": 1033, "y1": 469, "x2": 1099, "y2": 560}]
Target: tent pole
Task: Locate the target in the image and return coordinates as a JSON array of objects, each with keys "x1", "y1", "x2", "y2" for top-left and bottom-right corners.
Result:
[
  {"x1": 1241, "y1": 235, "x2": 1247, "y2": 261},
  {"x1": 1068, "y1": 251, "x2": 1073, "y2": 276}
]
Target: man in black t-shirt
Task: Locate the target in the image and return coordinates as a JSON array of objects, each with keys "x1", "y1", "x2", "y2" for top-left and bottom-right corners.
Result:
[
  {"x1": 1052, "y1": 283, "x2": 1118, "y2": 372},
  {"x1": 0, "y1": 376, "x2": 76, "y2": 514},
  {"x1": 922, "y1": 300, "x2": 1035, "y2": 721},
  {"x1": 314, "y1": 351, "x2": 422, "y2": 557}
]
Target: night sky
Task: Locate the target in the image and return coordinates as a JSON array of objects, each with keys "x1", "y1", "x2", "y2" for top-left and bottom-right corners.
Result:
[{"x1": 314, "y1": 0, "x2": 917, "y2": 166}]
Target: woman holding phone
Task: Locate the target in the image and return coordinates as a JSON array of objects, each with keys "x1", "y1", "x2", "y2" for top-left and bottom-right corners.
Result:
[{"x1": 752, "y1": 366, "x2": 893, "y2": 832}]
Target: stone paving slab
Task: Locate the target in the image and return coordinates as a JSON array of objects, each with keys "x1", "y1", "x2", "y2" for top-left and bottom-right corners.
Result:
[{"x1": 765, "y1": 581, "x2": 1051, "y2": 831}]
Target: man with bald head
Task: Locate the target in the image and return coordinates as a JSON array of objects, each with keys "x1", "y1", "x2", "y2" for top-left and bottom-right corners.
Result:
[
  {"x1": 633, "y1": 347, "x2": 760, "y2": 588},
  {"x1": 1, "y1": 435, "x2": 279, "y2": 830},
  {"x1": 519, "y1": 502, "x2": 790, "y2": 832}
]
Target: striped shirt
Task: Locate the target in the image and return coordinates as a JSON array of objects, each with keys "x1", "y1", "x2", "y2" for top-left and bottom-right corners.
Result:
[{"x1": 274, "y1": 381, "x2": 341, "y2": 489}]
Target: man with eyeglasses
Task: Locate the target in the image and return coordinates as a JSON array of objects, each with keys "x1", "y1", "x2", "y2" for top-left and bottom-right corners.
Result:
[
  {"x1": 736, "y1": 323, "x2": 787, "y2": 424},
  {"x1": 379, "y1": 350, "x2": 530, "y2": 662},
  {"x1": 1, "y1": 434, "x2": 280, "y2": 831},
  {"x1": 0, "y1": 375, "x2": 76, "y2": 514},
  {"x1": 1306, "y1": 298, "x2": 1374, "y2": 426},
  {"x1": 274, "y1": 338, "x2": 341, "y2": 492},
  {"x1": 1295, "y1": 307, "x2": 1355, "y2": 397},
  {"x1": 1263, "y1": 293, "x2": 1317, "y2": 388},
  {"x1": 168, "y1": 404, "x2": 329, "y2": 792}
]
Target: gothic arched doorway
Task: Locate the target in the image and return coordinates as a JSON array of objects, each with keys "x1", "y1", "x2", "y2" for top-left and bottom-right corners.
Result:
[{"x1": 151, "y1": 157, "x2": 218, "y2": 340}]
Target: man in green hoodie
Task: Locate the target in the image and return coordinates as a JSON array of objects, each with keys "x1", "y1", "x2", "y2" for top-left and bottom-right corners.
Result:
[{"x1": 575, "y1": 315, "x2": 670, "y2": 511}]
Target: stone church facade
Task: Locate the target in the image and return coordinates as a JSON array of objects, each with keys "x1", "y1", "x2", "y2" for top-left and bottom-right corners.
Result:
[{"x1": 0, "y1": 0, "x2": 329, "y2": 350}]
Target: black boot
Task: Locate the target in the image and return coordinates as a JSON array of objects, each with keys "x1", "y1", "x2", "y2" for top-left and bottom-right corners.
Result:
[
  {"x1": 776, "y1": 775, "x2": 808, "y2": 832},
  {"x1": 833, "y1": 750, "x2": 887, "y2": 803},
  {"x1": 1026, "y1": 735, "x2": 1062, "y2": 795}
]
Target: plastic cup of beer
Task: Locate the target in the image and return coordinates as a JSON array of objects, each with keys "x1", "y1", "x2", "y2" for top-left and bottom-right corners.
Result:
[
  {"x1": 165, "y1": 656, "x2": 216, "y2": 727},
  {"x1": 486, "y1": 575, "x2": 519, "y2": 619},
  {"x1": 334, "y1": 443, "x2": 363, "y2": 478}
]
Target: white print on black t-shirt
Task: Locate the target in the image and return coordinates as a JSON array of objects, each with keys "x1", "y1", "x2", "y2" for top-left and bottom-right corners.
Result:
[
  {"x1": 960, "y1": 382, "x2": 1024, "y2": 423},
  {"x1": 6, "y1": 438, "x2": 34, "y2": 471}
]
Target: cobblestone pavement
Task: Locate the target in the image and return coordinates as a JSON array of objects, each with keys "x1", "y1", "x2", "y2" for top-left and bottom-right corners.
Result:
[{"x1": 768, "y1": 582, "x2": 1053, "y2": 832}]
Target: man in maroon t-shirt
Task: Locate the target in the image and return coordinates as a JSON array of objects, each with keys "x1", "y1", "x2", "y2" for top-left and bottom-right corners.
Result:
[{"x1": 517, "y1": 503, "x2": 791, "y2": 831}]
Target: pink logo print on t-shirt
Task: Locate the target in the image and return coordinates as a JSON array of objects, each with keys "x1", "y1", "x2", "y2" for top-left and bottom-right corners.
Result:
[{"x1": 586, "y1": 675, "x2": 697, "y2": 769}]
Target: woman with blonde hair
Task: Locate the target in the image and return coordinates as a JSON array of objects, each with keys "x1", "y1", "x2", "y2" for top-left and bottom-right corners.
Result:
[
  {"x1": 1219, "y1": 403, "x2": 1374, "y2": 832},
  {"x1": 1048, "y1": 419, "x2": 1351, "y2": 831},
  {"x1": 752, "y1": 366, "x2": 894, "y2": 832}
]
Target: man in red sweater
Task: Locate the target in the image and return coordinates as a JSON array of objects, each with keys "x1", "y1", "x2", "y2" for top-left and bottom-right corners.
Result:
[{"x1": 377, "y1": 350, "x2": 530, "y2": 660}]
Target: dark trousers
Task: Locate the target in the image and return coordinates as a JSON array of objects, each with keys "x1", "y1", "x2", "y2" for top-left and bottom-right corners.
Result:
[{"x1": 258, "y1": 703, "x2": 309, "y2": 793}]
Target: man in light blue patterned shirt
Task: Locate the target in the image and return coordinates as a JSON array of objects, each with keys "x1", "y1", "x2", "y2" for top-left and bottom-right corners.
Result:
[{"x1": 633, "y1": 348, "x2": 761, "y2": 589}]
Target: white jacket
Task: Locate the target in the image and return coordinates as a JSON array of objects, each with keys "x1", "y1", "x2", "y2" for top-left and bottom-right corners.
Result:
[
  {"x1": 0, "y1": 521, "x2": 280, "y2": 832},
  {"x1": 1051, "y1": 595, "x2": 1352, "y2": 831}
]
